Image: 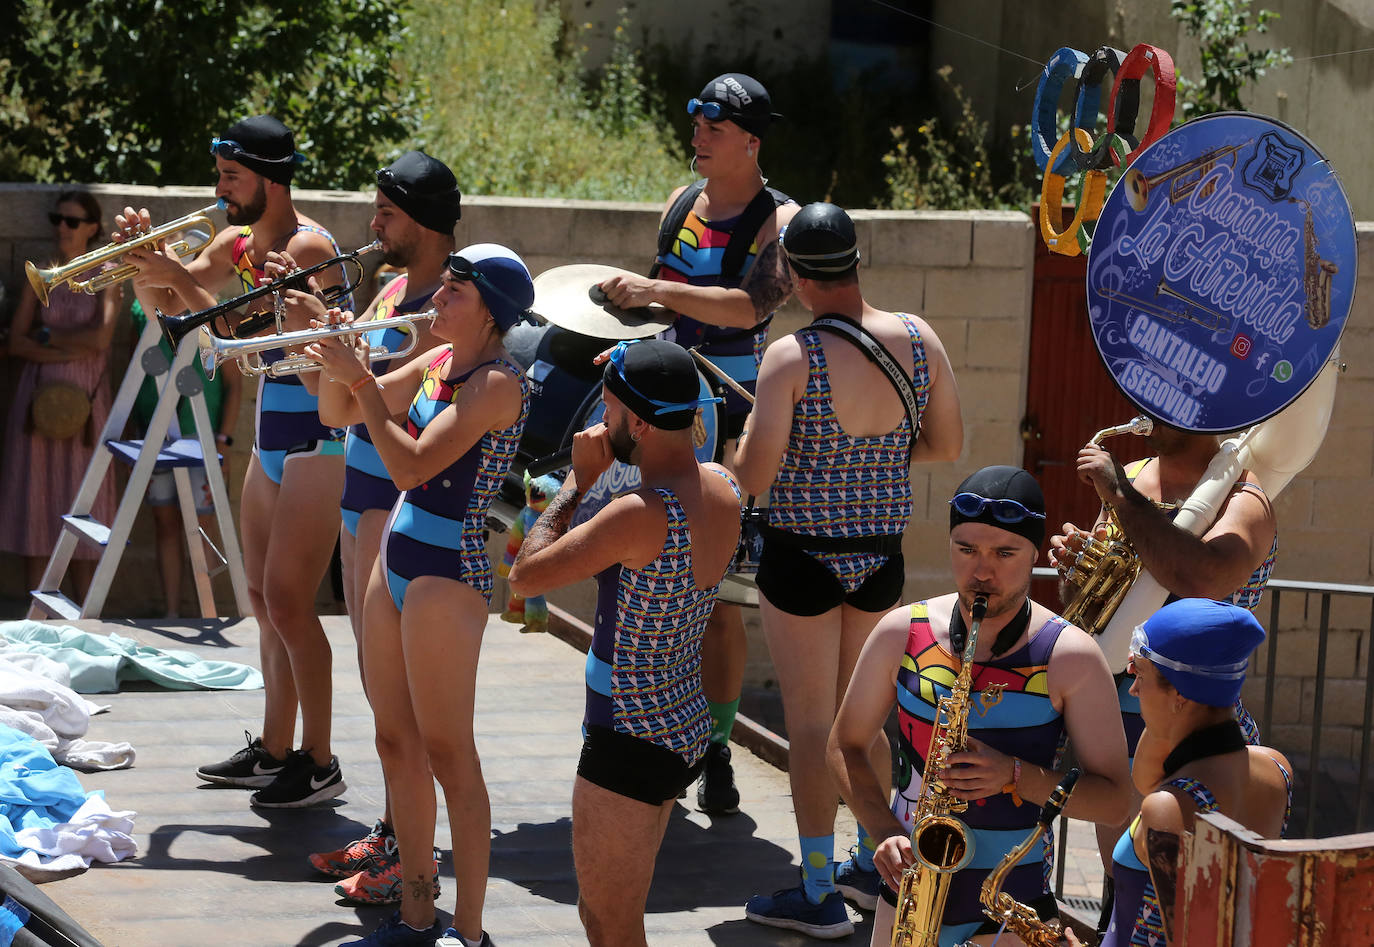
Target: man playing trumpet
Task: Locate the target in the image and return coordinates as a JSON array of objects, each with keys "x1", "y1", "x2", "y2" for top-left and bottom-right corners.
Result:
[
  {"x1": 1047, "y1": 417, "x2": 1278, "y2": 929},
  {"x1": 118, "y1": 115, "x2": 352, "y2": 809}
]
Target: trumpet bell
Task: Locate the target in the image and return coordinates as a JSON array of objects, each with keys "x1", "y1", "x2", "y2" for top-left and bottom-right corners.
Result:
[{"x1": 1124, "y1": 168, "x2": 1150, "y2": 213}]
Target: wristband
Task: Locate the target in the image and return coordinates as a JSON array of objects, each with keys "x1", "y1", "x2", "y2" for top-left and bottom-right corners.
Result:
[
  {"x1": 1107, "y1": 44, "x2": 1177, "y2": 167},
  {"x1": 1030, "y1": 47, "x2": 1091, "y2": 173},
  {"x1": 1071, "y1": 46, "x2": 1129, "y2": 170},
  {"x1": 1002, "y1": 758, "x2": 1024, "y2": 807},
  {"x1": 1039, "y1": 128, "x2": 1107, "y2": 256},
  {"x1": 349, "y1": 374, "x2": 376, "y2": 395},
  {"x1": 215, "y1": 433, "x2": 234, "y2": 447}
]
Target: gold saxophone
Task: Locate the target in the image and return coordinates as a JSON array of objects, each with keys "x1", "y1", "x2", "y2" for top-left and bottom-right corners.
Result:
[
  {"x1": 976, "y1": 769, "x2": 1082, "y2": 946},
  {"x1": 1060, "y1": 416, "x2": 1156, "y2": 636},
  {"x1": 890, "y1": 595, "x2": 1004, "y2": 947}
]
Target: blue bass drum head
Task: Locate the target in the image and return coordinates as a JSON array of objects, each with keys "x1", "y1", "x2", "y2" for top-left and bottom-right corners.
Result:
[
  {"x1": 1086, "y1": 111, "x2": 1355, "y2": 433},
  {"x1": 570, "y1": 370, "x2": 720, "y2": 527}
]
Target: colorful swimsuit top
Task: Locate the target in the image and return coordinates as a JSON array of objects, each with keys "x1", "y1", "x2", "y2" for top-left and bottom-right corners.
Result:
[
  {"x1": 655, "y1": 206, "x2": 767, "y2": 364},
  {"x1": 401, "y1": 347, "x2": 529, "y2": 526},
  {"x1": 1105, "y1": 764, "x2": 1293, "y2": 947},
  {"x1": 587, "y1": 475, "x2": 740, "y2": 765},
  {"x1": 766, "y1": 314, "x2": 930, "y2": 591},
  {"x1": 231, "y1": 224, "x2": 347, "y2": 449},
  {"x1": 893, "y1": 601, "x2": 1067, "y2": 947},
  {"x1": 1114, "y1": 458, "x2": 1278, "y2": 611}
]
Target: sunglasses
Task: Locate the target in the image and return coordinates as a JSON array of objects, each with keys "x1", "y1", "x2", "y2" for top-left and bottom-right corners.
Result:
[
  {"x1": 949, "y1": 492, "x2": 1047, "y2": 524},
  {"x1": 49, "y1": 212, "x2": 94, "y2": 228},
  {"x1": 209, "y1": 138, "x2": 303, "y2": 165},
  {"x1": 605, "y1": 341, "x2": 722, "y2": 417},
  {"x1": 687, "y1": 98, "x2": 738, "y2": 122}
]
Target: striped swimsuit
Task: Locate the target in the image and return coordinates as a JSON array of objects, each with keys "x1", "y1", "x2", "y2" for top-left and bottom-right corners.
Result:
[
  {"x1": 379, "y1": 350, "x2": 529, "y2": 609},
  {"x1": 586, "y1": 479, "x2": 739, "y2": 765},
  {"x1": 231, "y1": 225, "x2": 348, "y2": 484},
  {"x1": 892, "y1": 601, "x2": 1067, "y2": 947},
  {"x1": 1111, "y1": 458, "x2": 1275, "y2": 748},
  {"x1": 1103, "y1": 764, "x2": 1292, "y2": 947},
  {"x1": 766, "y1": 314, "x2": 930, "y2": 590},
  {"x1": 340, "y1": 276, "x2": 433, "y2": 536}
]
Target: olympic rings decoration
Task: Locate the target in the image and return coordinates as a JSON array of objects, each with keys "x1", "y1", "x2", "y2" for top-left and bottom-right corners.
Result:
[
  {"x1": 1039, "y1": 129, "x2": 1107, "y2": 256},
  {"x1": 1030, "y1": 47, "x2": 1099, "y2": 173},
  {"x1": 1071, "y1": 46, "x2": 1129, "y2": 171}
]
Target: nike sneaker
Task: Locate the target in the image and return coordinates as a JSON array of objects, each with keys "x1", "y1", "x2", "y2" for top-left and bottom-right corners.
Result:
[
  {"x1": 195, "y1": 731, "x2": 287, "y2": 788},
  {"x1": 250, "y1": 751, "x2": 347, "y2": 808}
]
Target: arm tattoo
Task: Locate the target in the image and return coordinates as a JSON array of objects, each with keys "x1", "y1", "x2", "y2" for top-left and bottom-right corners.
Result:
[
  {"x1": 1145, "y1": 827, "x2": 1183, "y2": 943},
  {"x1": 743, "y1": 239, "x2": 794, "y2": 321},
  {"x1": 520, "y1": 482, "x2": 583, "y2": 557}
]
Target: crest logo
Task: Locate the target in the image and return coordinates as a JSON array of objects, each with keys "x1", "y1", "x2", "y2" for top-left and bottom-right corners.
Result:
[{"x1": 1243, "y1": 131, "x2": 1303, "y2": 200}]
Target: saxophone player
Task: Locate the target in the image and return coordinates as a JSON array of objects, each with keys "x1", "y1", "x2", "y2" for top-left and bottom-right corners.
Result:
[
  {"x1": 1047, "y1": 417, "x2": 1278, "y2": 928},
  {"x1": 831, "y1": 466, "x2": 1130, "y2": 946}
]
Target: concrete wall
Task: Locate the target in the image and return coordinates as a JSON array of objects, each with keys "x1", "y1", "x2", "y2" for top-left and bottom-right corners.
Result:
[{"x1": 1, "y1": 183, "x2": 1371, "y2": 764}]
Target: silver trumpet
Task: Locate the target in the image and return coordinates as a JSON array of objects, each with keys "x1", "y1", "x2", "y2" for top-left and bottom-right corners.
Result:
[{"x1": 198, "y1": 308, "x2": 436, "y2": 379}]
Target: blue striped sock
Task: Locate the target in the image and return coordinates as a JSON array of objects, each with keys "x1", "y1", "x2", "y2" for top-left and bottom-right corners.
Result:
[{"x1": 799, "y1": 835, "x2": 836, "y2": 904}]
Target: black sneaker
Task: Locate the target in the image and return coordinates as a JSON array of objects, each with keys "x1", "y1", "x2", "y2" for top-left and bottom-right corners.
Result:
[
  {"x1": 196, "y1": 731, "x2": 287, "y2": 787},
  {"x1": 250, "y1": 751, "x2": 347, "y2": 808},
  {"x1": 697, "y1": 741, "x2": 741, "y2": 815}
]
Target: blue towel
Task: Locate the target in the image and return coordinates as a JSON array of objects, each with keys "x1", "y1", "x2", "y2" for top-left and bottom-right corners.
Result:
[
  {"x1": 0, "y1": 621, "x2": 263, "y2": 694},
  {"x1": 0, "y1": 726, "x2": 93, "y2": 863}
]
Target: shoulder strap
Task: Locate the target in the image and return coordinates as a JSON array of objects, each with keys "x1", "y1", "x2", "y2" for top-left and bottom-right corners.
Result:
[
  {"x1": 809, "y1": 314, "x2": 921, "y2": 449},
  {"x1": 649, "y1": 180, "x2": 707, "y2": 278},
  {"x1": 720, "y1": 186, "x2": 790, "y2": 280}
]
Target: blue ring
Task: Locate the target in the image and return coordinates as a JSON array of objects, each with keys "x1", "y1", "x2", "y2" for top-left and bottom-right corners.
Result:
[{"x1": 1031, "y1": 47, "x2": 1092, "y2": 173}]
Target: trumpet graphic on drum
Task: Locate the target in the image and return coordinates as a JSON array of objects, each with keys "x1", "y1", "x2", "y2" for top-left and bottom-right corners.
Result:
[
  {"x1": 1099, "y1": 279, "x2": 1232, "y2": 334},
  {"x1": 1125, "y1": 142, "x2": 1249, "y2": 212}
]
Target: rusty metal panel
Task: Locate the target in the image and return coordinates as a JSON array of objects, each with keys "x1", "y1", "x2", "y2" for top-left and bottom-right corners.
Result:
[{"x1": 1179, "y1": 811, "x2": 1374, "y2": 946}]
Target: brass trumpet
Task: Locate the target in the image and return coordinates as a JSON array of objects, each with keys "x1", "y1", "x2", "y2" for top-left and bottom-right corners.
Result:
[
  {"x1": 1124, "y1": 142, "x2": 1247, "y2": 213},
  {"x1": 198, "y1": 307, "x2": 436, "y2": 379},
  {"x1": 159, "y1": 240, "x2": 382, "y2": 348},
  {"x1": 25, "y1": 201, "x2": 223, "y2": 305},
  {"x1": 1099, "y1": 281, "x2": 1231, "y2": 334}
]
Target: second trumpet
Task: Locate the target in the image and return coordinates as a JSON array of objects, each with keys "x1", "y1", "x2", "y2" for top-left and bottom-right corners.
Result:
[{"x1": 200, "y1": 309, "x2": 436, "y2": 379}]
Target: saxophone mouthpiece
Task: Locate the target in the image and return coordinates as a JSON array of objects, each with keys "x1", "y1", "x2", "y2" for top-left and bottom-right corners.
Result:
[
  {"x1": 971, "y1": 595, "x2": 988, "y2": 622},
  {"x1": 1040, "y1": 768, "x2": 1081, "y2": 826}
]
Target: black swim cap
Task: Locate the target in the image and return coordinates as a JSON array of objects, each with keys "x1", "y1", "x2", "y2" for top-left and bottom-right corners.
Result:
[
  {"x1": 782, "y1": 202, "x2": 860, "y2": 280},
  {"x1": 695, "y1": 73, "x2": 782, "y2": 137},
  {"x1": 602, "y1": 339, "x2": 707, "y2": 431},
  {"x1": 948, "y1": 465, "x2": 1047, "y2": 549},
  {"x1": 215, "y1": 115, "x2": 302, "y2": 185},
  {"x1": 376, "y1": 151, "x2": 462, "y2": 235}
]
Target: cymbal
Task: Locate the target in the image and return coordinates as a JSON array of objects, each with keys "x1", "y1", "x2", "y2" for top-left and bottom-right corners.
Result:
[{"x1": 531, "y1": 264, "x2": 674, "y2": 340}]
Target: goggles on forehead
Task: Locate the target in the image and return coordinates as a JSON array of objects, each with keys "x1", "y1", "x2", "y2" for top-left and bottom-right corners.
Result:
[
  {"x1": 209, "y1": 138, "x2": 305, "y2": 165},
  {"x1": 1128, "y1": 625, "x2": 1250, "y2": 680},
  {"x1": 949, "y1": 492, "x2": 1046, "y2": 524},
  {"x1": 606, "y1": 341, "x2": 722, "y2": 417},
  {"x1": 445, "y1": 253, "x2": 530, "y2": 317},
  {"x1": 687, "y1": 98, "x2": 740, "y2": 122}
]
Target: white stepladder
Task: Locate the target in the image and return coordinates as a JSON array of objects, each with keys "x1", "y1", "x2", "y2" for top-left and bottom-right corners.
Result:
[{"x1": 27, "y1": 316, "x2": 250, "y2": 620}]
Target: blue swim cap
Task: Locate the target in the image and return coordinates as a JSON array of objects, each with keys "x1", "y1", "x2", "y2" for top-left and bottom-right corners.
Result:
[{"x1": 1132, "y1": 599, "x2": 1265, "y2": 707}]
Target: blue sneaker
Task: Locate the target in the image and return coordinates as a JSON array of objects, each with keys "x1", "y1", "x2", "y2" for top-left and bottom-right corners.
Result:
[
  {"x1": 834, "y1": 851, "x2": 880, "y2": 910},
  {"x1": 745, "y1": 883, "x2": 854, "y2": 939},
  {"x1": 341, "y1": 912, "x2": 443, "y2": 946}
]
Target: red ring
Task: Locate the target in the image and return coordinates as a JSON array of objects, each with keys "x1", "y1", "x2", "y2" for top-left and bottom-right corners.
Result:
[{"x1": 1105, "y1": 44, "x2": 1177, "y2": 167}]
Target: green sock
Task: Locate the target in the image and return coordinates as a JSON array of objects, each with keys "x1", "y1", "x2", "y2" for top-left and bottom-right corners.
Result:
[{"x1": 707, "y1": 697, "x2": 740, "y2": 745}]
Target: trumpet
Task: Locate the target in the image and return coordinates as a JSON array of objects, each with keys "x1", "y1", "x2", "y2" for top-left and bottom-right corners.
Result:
[
  {"x1": 198, "y1": 308, "x2": 436, "y2": 379},
  {"x1": 25, "y1": 201, "x2": 223, "y2": 306},
  {"x1": 159, "y1": 240, "x2": 382, "y2": 348},
  {"x1": 1124, "y1": 143, "x2": 1247, "y2": 213},
  {"x1": 1099, "y1": 281, "x2": 1231, "y2": 334}
]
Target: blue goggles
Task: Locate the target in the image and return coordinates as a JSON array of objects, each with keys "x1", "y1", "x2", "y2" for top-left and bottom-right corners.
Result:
[
  {"x1": 687, "y1": 98, "x2": 738, "y2": 122},
  {"x1": 606, "y1": 341, "x2": 722, "y2": 417},
  {"x1": 209, "y1": 138, "x2": 304, "y2": 165},
  {"x1": 1129, "y1": 625, "x2": 1249, "y2": 680},
  {"x1": 948, "y1": 492, "x2": 1046, "y2": 524}
]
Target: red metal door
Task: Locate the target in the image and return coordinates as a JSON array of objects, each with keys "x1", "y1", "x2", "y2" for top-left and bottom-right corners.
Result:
[{"x1": 1024, "y1": 208, "x2": 1149, "y2": 603}]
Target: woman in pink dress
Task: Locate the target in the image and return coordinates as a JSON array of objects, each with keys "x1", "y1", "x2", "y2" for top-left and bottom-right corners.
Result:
[{"x1": 0, "y1": 189, "x2": 119, "y2": 601}]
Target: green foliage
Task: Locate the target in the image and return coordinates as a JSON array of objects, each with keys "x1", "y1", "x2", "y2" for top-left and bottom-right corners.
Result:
[
  {"x1": 407, "y1": 2, "x2": 686, "y2": 201},
  {"x1": 880, "y1": 68, "x2": 1036, "y2": 211},
  {"x1": 0, "y1": 0, "x2": 421, "y2": 188},
  {"x1": 1171, "y1": 0, "x2": 1293, "y2": 118}
]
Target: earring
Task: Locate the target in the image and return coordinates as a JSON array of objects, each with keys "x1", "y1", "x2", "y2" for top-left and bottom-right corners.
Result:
[
  {"x1": 747, "y1": 147, "x2": 755, "y2": 157},
  {"x1": 631, "y1": 429, "x2": 642, "y2": 443}
]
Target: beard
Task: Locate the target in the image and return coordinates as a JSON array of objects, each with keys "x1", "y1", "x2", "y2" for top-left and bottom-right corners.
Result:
[
  {"x1": 608, "y1": 417, "x2": 637, "y2": 465},
  {"x1": 381, "y1": 233, "x2": 416, "y2": 268},
  {"x1": 225, "y1": 180, "x2": 268, "y2": 225},
  {"x1": 959, "y1": 573, "x2": 1030, "y2": 621}
]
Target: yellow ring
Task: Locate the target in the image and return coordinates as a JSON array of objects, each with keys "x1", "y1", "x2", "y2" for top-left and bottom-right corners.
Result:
[{"x1": 1039, "y1": 128, "x2": 1108, "y2": 257}]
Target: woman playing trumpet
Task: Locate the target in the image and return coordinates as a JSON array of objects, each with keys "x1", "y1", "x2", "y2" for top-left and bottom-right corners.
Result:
[{"x1": 310, "y1": 246, "x2": 534, "y2": 947}]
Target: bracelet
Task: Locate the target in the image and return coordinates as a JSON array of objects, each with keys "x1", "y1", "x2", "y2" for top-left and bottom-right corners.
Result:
[
  {"x1": 349, "y1": 374, "x2": 376, "y2": 396},
  {"x1": 1002, "y1": 758, "x2": 1025, "y2": 807}
]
